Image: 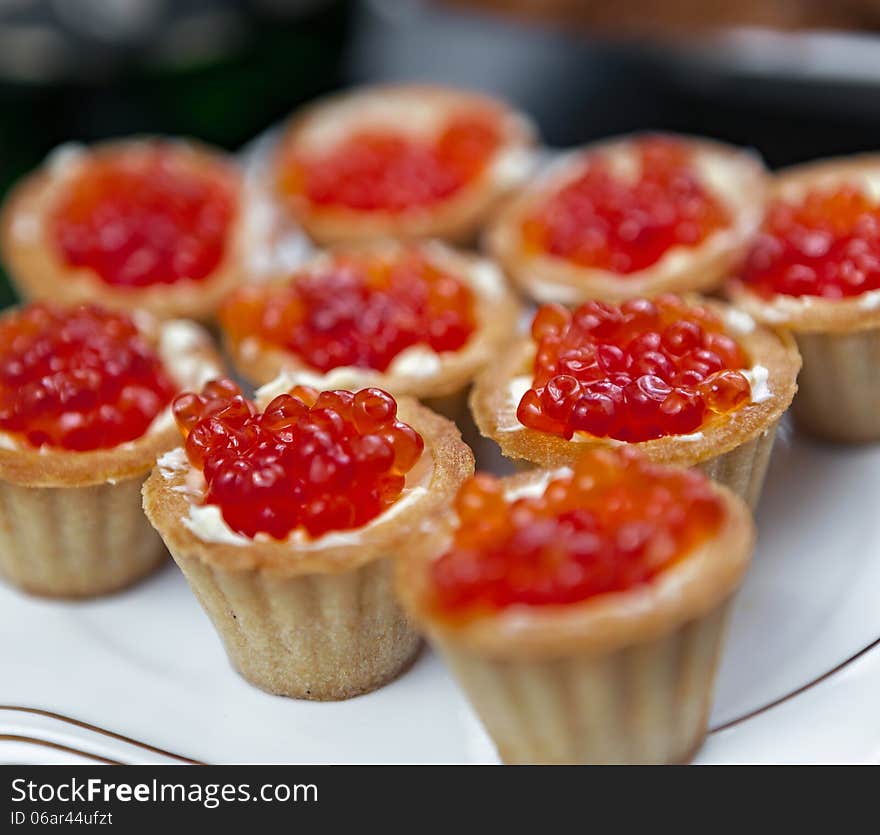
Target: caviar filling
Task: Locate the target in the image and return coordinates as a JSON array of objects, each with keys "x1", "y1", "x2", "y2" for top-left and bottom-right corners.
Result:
[
  {"x1": 521, "y1": 136, "x2": 730, "y2": 274},
  {"x1": 741, "y1": 183, "x2": 880, "y2": 299},
  {"x1": 51, "y1": 146, "x2": 236, "y2": 288},
  {"x1": 0, "y1": 303, "x2": 176, "y2": 451},
  {"x1": 517, "y1": 296, "x2": 751, "y2": 442},
  {"x1": 430, "y1": 449, "x2": 724, "y2": 615},
  {"x1": 173, "y1": 381, "x2": 425, "y2": 540},
  {"x1": 220, "y1": 248, "x2": 477, "y2": 373},
  {"x1": 277, "y1": 109, "x2": 502, "y2": 213}
]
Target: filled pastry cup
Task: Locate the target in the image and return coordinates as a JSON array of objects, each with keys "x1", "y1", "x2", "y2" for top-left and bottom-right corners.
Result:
[
  {"x1": 397, "y1": 449, "x2": 755, "y2": 764},
  {"x1": 0, "y1": 137, "x2": 247, "y2": 322},
  {"x1": 470, "y1": 295, "x2": 800, "y2": 508},
  {"x1": 487, "y1": 133, "x2": 766, "y2": 305},
  {"x1": 219, "y1": 239, "x2": 520, "y2": 417},
  {"x1": 270, "y1": 83, "x2": 536, "y2": 246},
  {"x1": 0, "y1": 304, "x2": 223, "y2": 597},
  {"x1": 142, "y1": 381, "x2": 474, "y2": 700},
  {"x1": 727, "y1": 155, "x2": 880, "y2": 442}
]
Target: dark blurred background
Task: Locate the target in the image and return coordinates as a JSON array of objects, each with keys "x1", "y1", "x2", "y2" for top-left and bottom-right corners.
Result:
[{"x1": 3, "y1": 0, "x2": 880, "y2": 304}]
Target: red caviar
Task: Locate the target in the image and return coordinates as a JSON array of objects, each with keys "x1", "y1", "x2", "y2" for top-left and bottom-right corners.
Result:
[
  {"x1": 220, "y1": 248, "x2": 477, "y2": 373},
  {"x1": 52, "y1": 146, "x2": 236, "y2": 288},
  {"x1": 741, "y1": 184, "x2": 880, "y2": 298},
  {"x1": 0, "y1": 303, "x2": 176, "y2": 450},
  {"x1": 518, "y1": 296, "x2": 750, "y2": 442},
  {"x1": 278, "y1": 111, "x2": 501, "y2": 213},
  {"x1": 431, "y1": 449, "x2": 724, "y2": 614},
  {"x1": 173, "y1": 380, "x2": 424, "y2": 539},
  {"x1": 521, "y1": 137, "x2": 730, "y2": 273}
]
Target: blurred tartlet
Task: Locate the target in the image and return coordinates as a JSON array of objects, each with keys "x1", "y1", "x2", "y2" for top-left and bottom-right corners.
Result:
[
  {"x1": 397, "y1": 448, "x2": 755, "y2": 764},
  {"x1": 487, "y1": 133, "x2": 766, "y2": 305},
  {"x1": 1, "y1": 138, "x2": 246, "y2": 322},
  {"x1": 728, "y1": 155, "x2": 880, "y2": 442},
  {"x1": 470, "y1": 294, "x2": 800, "y2": 508},
  {"x1": 219, "y1": 240, "x2": 519, "y2": 414},
  {"x1": 0, "y1": 302, "x2": 222, "y2": 597},
  {"x1": 271, "y1": 84, "x2": 536, "y2": 245},
  {"x1": 143, "y1": 380, "x2": 473, "y2": 700}
]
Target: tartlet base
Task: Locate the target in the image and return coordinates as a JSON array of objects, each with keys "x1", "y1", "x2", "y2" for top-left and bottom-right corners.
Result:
[
  {"x1": 0, "y1": 475, "x2": 166, "y2": 598},
  {"x1": 434, "y1": 602, "x2": 730, "y2": 764}
]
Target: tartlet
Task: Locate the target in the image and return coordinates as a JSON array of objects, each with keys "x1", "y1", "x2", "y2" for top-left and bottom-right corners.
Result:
[
  {"x1": 727, "y1": 155, "x2": 880, "y2": 442},
  {"x1": 0, "y1": 137, "x2": 246, "y2": 322},
  {"x1": 487, "y1": 133, "x2": 766, "y2": 305},
  {"x1": 271, "y1": 84, "x2": 536, "y2": 246},
  {"x1": 470, "y1": 295, "x2": 800, "y2": 508},
  {"x1": 0, "y1": 303, "x2": 223, "y2": 597},
  {"x1": 142, "y1": 381, "x2": 474, "y2": 700},
  {"x1": 219, "y1": 239, "x2": 520, "y2": 417},
  {"x1": 397, "y1": 449, "x2": 755, "y2": 765}
]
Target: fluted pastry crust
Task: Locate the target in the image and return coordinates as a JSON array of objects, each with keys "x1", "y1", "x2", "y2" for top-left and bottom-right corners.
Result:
[{"x1": 142, "y1": 397, "x2": 474, "y2": 699}]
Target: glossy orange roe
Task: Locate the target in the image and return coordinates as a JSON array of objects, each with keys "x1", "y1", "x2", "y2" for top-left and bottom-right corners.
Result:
[
  {"x1": 173, "y1": 380, "x2": 424, "y2": 539},
  {"x1": 741, "y1": 183, "x2": 880, "y2": 298},
  {"x1": 430, "y1": 449, "x2": 724, "y2": 614},
  {"x1": 220, "y1": 248, "x2": 477, "y2": 373},
  {"x1": 278, "y1": 110, "x2": 501, "y2": 213},
  {"x1": 521, "y1": 136, "x2": 730, "y2": 274},
  {"x1": 0, "y1": 303, "x2": 176, "y2": 450},
  {"x1": 52, "y1": 146, "x2": 236, "y2": 288},
  {"x1": 518, "y1": 296, "x2": 751, "y2": 442}
]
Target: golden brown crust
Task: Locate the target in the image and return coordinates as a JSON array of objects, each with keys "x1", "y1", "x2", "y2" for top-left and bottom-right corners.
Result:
[
  {"x1": 271, "y1": 84, "x2": 537, "y2": 246},
  {"x1": 397, "y1": 468, "x2": 755, "y2": 659},
  {"x1": 487, "y1": 133, "x2": 767, "y2": 305},
  {"x1": 142, "y1": 397, "x2": 475, "y2": 578},
  {"x1": 0, "y1": 313, "x2": 224, "y2": 488},
  {"x1": 469, "y1": 296, "x2": 800, "y2": 469},
  {"x1": 224, "y1": 239, "x2": 521, "y2": 399},
  {"x1": 0, "y1": 137, "x2": 247, "y2": 322},
  {"x1": 726, "y1": 154, "x2": 880, "y2": 334}
]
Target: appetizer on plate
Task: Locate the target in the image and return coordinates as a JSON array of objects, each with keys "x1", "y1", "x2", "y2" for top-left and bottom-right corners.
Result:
[
  {"x1": 397, "y1": 448, "x2": 755, "y2": 764},
  {"x1": 0, "y1": 302, "x2": 222, "y2": 597},
  {"x1": 219, "y1": 240, "x2": 519, "y2": 415},
  {"x1": 728, "y1": 155, "x2": 880, "y2": 442},
  {"x1": 142, "y1": 380, "x2": 473, "y2": 700},
  {"x1": 487, "y1": 133, "x2": 766, "y2": 304},
  {"x1": 1, "y1": 138, "x2": 246, "y2": 321},
  {"x1": 470, "y1": 294, "x2": 800, "y2": 508},
  {"x1": 272, "y1": 84, "x2": 536, "y2": 245}
]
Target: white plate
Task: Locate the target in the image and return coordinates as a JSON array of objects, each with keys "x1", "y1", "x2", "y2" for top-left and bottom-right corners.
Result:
[{"x1": 2, "y1": 417, "x2": 880, "y2": 765}]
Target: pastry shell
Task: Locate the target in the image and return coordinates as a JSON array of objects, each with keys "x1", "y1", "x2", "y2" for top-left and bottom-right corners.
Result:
[
  {"x1": 469, "y1": 297, "x2": 801, "y2": 508},
  {"x1": 727, "y1": 155, "x2": 880, "y2": 442},
  {"x1": 271, "y1": 84, "x2": 537, "y2": 246},
  {"x1": 141, "y1": 396, "x2": 474, "y2": 700},
  {"x1": 0, "y1": 138, "x2": 247, "y2": 323},
  {"x1": 396, "y1": 466, "x2": 755, "y2": 764},
  {"x1": 0, "y1": 314, "x2": 224, "y2": 597},
  {"x1": 487, "y1": 133, "x2": 766, "y2": 305},
  {"x1": 227, "y1": 240, "x2": 521, "y2": 404}
]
